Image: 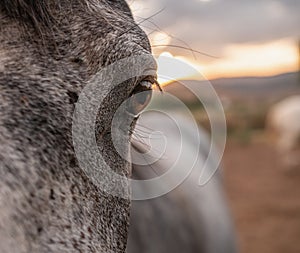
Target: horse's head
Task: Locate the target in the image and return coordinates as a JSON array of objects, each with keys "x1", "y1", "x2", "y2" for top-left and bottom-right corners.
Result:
[{"x1": 0, "y1": 1, "x2": 156, "y2": 252}]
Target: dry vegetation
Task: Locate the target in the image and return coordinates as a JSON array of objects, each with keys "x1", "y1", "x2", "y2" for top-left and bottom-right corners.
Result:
[
  {"x1": 192, "y1": 98, "x2": 300, "y2": 253},
  {"x1": 162, "y1": 73, "x2": 300, "y2": 252}
]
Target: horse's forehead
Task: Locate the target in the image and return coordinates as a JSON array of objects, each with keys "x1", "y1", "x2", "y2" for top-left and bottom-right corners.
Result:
[{"x1": 88, "y1": 0, "x2": 133, "y2": 14}]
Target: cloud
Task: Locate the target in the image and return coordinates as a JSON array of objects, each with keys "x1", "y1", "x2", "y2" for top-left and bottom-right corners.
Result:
[{"x1": 131, "y1": 0, "x2": 300, "y2": 59}]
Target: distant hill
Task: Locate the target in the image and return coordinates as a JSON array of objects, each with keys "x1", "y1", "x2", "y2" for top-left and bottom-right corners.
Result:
[
  {"x1": 211, "y1": 72, "x2": 300, "y2": 98},
  {"x1": 164, "y1": 72, "x2": 300, "y2": 103}
]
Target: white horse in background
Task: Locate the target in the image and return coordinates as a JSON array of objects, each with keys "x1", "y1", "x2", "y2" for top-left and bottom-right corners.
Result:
[{"x1": 266, "y1": 95, "x2": 300, "y2": 168}]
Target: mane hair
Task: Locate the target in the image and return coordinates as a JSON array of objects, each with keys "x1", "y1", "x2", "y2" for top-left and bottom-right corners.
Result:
[
  {"x1": 0, "y1": 0, "x2": 134, "y2": 46},
  {"x1": 0, "y1": 0, "x2": 55, "y2": 32}
]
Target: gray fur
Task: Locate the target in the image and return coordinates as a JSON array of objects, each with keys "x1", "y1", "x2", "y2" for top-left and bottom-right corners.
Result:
[{"x1": 0, "y1": 1, "x2": 151, "y2": 252}]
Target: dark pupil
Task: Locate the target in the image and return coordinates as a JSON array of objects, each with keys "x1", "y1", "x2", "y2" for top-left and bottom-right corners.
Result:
[
  {"x1": 136, "y1": 92, "x2": 148, "y2": 105},
  {"x1": 128, "y1": 82, "x2": 153, "y2": 115}
]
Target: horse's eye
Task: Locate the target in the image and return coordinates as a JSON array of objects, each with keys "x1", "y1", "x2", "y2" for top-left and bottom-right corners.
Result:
[{"x1": 128, "y1": 80, "x2": 153, "y2": 115}]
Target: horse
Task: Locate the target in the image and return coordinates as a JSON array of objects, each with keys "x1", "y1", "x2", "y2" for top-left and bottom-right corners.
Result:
[
  {"x1": 0, "y1": 1, "x2": 237, "y2": 252},
  {"x1": 266, "y1": 95, "x2": 300, "y2": 169},
  {"x1": 0, "y1": 0, "x2": 153, "y2": 252}
]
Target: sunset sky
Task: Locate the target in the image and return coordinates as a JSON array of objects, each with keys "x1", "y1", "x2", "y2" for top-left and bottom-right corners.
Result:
[{"x1": 129, "y1": 0, "x2": 300, "y2": 80}]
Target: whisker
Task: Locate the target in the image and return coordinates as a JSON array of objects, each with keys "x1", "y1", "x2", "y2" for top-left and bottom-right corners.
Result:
[
  {"x1": 135, "y1": 123, "x2": 159, "y2": 133},
  {"x1": 131, "y1": 132, "x2": 165, "y2": 159},
  {"x1": 136, "y1": 7, "x2": 166, "y2": 26},
  {"x1": 132, "y1": 135, "x2": 151, "y2": 150},
  {"x1": 133, "y1": 130, "x2": 162, "y2": 139},
  {"x1": 151, "y1": 44, "x2": 219, "y2": 59},
  {"x1": 132, "y1": 132, "x2": 149, "y2": 139},
  {"x1": 118, "y1": 7, "x2": 166, "y2": 38},
  {"x1": 137, "y1": 19, "x2": 198, "y2": 60},
  {"x1": 133, "y1": 125, "x2": 153, "y2": 135},
  {"x1": 131, "y1": 142, "x2": 160, "y2": 177}
]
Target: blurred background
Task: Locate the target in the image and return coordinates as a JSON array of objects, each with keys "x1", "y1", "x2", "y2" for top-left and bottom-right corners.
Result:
[{"x1": 130, "y1": 0, "x2": 300, "y2": 252}]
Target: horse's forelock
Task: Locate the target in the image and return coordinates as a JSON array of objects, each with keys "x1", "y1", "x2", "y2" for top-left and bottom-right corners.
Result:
[{"x1": 1, "y1": 0, "x2": 53, "y2": 29}]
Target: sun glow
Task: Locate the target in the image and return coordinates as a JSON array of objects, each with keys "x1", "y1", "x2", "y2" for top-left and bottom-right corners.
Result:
[
  {"x1": 156, "y1": 38, "x2": 298, "y2": 83},
  {"x1": 156, "y1": 52, "x2": 204, "y2": 85},
  {"x1": 204, "y1": 38, "x2": 298, "y2": 79},
  {"x1": 150, "y1": 32, "x2": 172, "y2": 47}
]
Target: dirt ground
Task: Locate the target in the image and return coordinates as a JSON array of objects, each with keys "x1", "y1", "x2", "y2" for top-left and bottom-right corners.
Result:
[{"x1": 222, "y1": 140, "x2": 300, "y2": 253}]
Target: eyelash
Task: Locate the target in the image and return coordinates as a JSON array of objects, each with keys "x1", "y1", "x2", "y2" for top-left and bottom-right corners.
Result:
[{"x1": 136, "y1": 76, "x2": 163, "y2": 92}]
